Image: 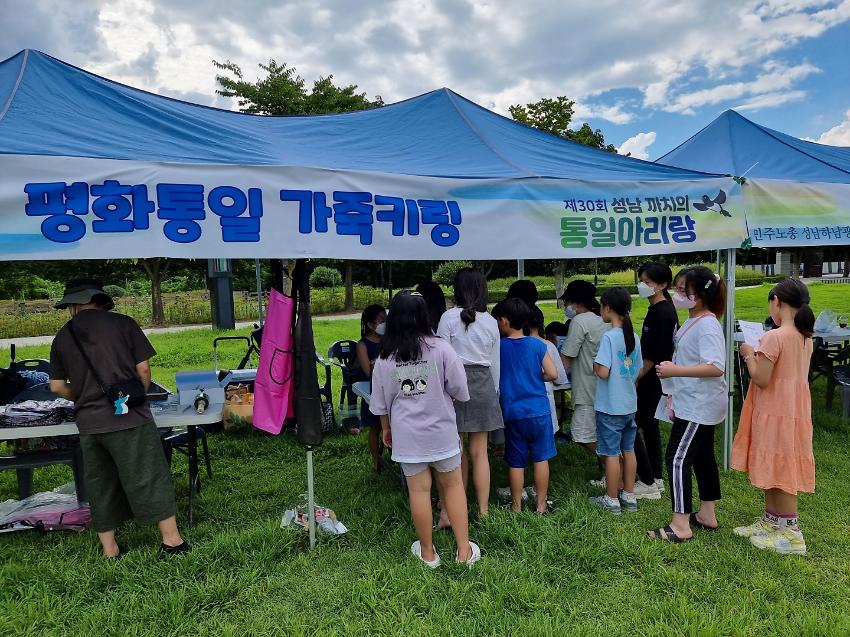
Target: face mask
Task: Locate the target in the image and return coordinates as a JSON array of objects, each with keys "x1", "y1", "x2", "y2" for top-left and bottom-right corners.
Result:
[
  {"x1": 375, "y1": 323, "x2": 386, "y2": 336},
  {"x1": 672, "y1": 291, "x2": 696, "y2": 310},
  {"x1": 637, "y1": 281, "x2": 655, "y2": 298},
  {"x1": 564, "y1": 305, "x2": 577, "y2": 320}
]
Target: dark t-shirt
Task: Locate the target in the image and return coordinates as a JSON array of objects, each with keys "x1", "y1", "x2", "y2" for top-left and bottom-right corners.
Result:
[
  {"x1": 636, "y1": 299, "x2": 678, "y2": 418},
  {"x1": 50, "y1": 309, "x2": 157, "y2": 435}
]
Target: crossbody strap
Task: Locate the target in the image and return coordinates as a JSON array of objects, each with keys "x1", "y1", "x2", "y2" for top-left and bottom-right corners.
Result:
[{"x1": 66, "y1": 322, "x2": 108, "y2": 396}]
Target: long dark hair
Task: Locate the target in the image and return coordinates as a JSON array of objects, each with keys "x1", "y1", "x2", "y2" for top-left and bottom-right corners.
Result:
[
  {"x1": 638, "y1": 262, "x2": 673, "y2": 301},
  {"x1": 600, "y1": 287, "x2": 635, "y2": 355},
  {"x1": 360, "y1": 304, "x2": 385, "y2": 338},
  {"x1": 675, "y1": 266, "x2": 727, "y2": 317},
  {"x1": 454, "y1": 268, "x2": 488, "y2": 329},
  {"x1": 415, "y1": 280, "x2": 446, "y2": 332},
  {"x1": 380, "y1": 291, "x2": 433, "y2": 362},
  {"x1": 769, "y1": 279, "x2": 814, "y2": 338}
]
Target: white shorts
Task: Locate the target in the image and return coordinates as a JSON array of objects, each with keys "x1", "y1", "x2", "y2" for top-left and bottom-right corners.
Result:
[
  {"x1": 570, "y1": 404, "x2": 597, "y2": 444},
  {"x1": 400, "y1": 453, "x2": 462, "y2": 478}
]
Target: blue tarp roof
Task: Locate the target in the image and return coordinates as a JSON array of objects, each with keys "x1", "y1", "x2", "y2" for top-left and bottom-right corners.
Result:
[
  {"x1": 657, "y1": 109, "x2": 850, "y2": 184},
  {"x1": 0, "y1": 49, "x2": 720, "y2": 181}
]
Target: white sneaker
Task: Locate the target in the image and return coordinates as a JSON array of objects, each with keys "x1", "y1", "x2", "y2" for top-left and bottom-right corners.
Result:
[
  {"x1": 589, "y1": 494, "x2": 621, "y2": 515},
  {"x1": 411, "y1": 541, "x2": 441, "y2": 568},
  {"x1": 618, "y1": 490, "x2": 638, "y2": 512},
  {"x1": 750, "y1": 527, "x2": 806, "y2": 555},
  {"x1": 632, "y1": 481, "x2": 662, "y2": 500},
  {"x1": 654, "y1": 479, "x2": 665, "y2": 493},
  {"x1": 589, "y1": 476, "x2": 606, "y2": 488},
  {"x1": 497, "y1": 487, "x2": 528, "y2": 502},
  {"x1": 734, "y1": 518, "x2": 778, "y2": 538},
  {"x1": 457, "y1": 541, "x2": 482, "y2": 567}
]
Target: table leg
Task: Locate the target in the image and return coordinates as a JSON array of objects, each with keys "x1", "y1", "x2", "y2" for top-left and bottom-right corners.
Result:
[
  {"x1": 187, "y1": 425, "x2": 199, "y2": 526},
  {"x1": 16, "y1": 468, "x2": 33, "y2": 500}
]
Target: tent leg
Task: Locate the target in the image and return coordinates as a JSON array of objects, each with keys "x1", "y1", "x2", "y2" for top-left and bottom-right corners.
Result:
[
  {"x1": 255, "y1": 258, "x2": 264, "y2": 327},
  {"x1": 306, "y1": 447, "x2": 316, "y2": 549},
  {"x1": 723, "y1": 249, "x2": 737, "y2": 470},
  {"x1": 517, "y1": 259, "x2": 525, "y2": 280}
]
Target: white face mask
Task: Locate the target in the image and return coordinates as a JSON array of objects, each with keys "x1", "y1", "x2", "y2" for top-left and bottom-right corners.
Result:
[
  {"x1": 564, "y1": 305, "x2": 577, "y2": 320},
  {"x1": 637, "y1": 281, "x2": 656, "y2": 298},
  {"x1": 672, "y1": 291, "x2": 696, "y2": 310},
  {"x1": 375, "y1": 323, "x2": 386, "y2": 336}
]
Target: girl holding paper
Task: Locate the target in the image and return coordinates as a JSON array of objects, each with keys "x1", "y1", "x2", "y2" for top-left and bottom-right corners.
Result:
[{"x1": 732, "y1": 279, "x2": 815, "y2": 555}]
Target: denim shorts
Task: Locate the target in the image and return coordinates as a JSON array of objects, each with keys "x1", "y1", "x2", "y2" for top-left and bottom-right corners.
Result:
[
  {"x1": 400, "y1": 453, "x2": 462, "y2": 478},
  {"x1": 504, "y1": 415, "x2": 557, "y2": 468},
  {"x1": 596, "y1": 411, "x2": 637, "y2": 457}
]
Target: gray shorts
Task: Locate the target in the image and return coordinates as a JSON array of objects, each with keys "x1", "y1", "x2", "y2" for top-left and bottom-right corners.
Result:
[
  {"x1": 400, "y1": 453, "x2": 462, "y2": 478},
  {"x1": 570, "y1": 404, "x2": 597, "y2": 444}
]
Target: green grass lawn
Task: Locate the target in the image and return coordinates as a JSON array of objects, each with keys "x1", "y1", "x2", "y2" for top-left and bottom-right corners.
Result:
[{"x1": 2, "y1": 284, "x2": 850, "y2": 636}]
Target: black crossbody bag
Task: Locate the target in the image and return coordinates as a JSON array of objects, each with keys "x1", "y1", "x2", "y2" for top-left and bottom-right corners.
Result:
[{"x1": 67, "y1": 322, "x2": 148, "y2": 409}]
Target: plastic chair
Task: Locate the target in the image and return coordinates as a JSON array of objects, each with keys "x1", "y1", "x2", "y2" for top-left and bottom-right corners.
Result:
[{"x1": 327, "y1": 340, "x2": 361, "y2": 425}]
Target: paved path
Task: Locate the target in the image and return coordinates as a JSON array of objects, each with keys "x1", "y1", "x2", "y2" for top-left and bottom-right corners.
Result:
[{"x1": 0, "y1": 312, "x2": 364, "y2": 350}]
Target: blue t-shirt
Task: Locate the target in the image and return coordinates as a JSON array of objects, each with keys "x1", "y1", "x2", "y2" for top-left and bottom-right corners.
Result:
[
  {"x1": 499, "y1": 337, "x2": 550, "y2": 421},
  {"x1": 594, "y1": 327, "x2": 643, "y2": 416}
]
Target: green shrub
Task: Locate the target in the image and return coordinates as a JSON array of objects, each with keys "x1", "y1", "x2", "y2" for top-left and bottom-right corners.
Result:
[
  {"x1": 161, "y1": 276, "x2": 195, "y2": 293},
  {"x1": 434, "y1": 261, "x2": 474, "y2": 286},
  {"x1": 127, "y1": 280, "x2": 151, "y2": 297},
  {"x1": 103, "y1": 285, "x2": 128, "y2": 298},
  {"x1": 310, "y1": 266, "x2": 343, "y2": 289}
]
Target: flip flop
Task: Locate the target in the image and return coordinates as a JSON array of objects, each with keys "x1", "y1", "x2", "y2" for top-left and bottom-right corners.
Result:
[
  {"x1": 456, "y1": 541, "x2": 481, "y2": 567},
  {"x1": 690, "y1": 512, "x2": 719, "y2": 531},
  {"x1": 647, "y1": 525, "x2": 693, "y2": 543}
]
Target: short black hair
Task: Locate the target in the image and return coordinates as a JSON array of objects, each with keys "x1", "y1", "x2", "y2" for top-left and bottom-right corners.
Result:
[{"x1": 491, "y1": 297, "x2": 531, "y2": 330}]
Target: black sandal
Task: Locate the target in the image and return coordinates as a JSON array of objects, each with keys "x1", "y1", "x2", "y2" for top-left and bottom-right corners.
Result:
[
  {"x1": 690, "y1": 512, "x2": 719, "y2": 531},
  {"x1": 647, "y1": 525, "x2": 693, "y2": 543}
]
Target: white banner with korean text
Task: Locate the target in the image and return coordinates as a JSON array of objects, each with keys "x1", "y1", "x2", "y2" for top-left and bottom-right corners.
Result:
[{"x1": 0, "y1": 155, "x2": 748, "y2": 260}]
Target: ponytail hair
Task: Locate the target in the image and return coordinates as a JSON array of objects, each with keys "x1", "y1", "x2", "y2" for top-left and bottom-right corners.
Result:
[
  {"x1": 600, "y1": 287, "x2": 635, "y2": 355},
  {"x1": 769, "y1": 278, "x2": 814, "y2": 338},
  {"x1": 454, "y1": 268, "x2": 488, "y2": 329},
  {"x1": 675, "y1": 266, "x2": 727, "y2": 317}
]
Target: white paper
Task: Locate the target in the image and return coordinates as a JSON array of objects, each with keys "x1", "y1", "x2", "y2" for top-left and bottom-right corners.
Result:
[{"x1": 738, "y1": 321, "x2": 766, "y2": 350}]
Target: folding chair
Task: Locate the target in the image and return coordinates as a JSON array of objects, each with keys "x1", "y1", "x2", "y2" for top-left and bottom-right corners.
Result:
[{"x1": 809, "y1": 337, "x2": 850, "y2": 410}]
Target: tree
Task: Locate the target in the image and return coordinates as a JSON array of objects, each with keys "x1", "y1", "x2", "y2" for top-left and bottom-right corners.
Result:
[
  {"x1": 139, "y1": 258, "x2": 170, "y2": 325},
  {"x1": 213, "y1": 59, "x2": 383, "y2": 305},
  {"x1": 213, "y1": 59, "x2": 383, "y2": 116},
  {"x1": 509, "y1": 96, "x2": 617, "y2": 152}
]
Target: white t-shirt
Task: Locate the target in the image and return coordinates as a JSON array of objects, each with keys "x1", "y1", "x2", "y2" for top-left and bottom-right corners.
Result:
[
  {"x1": 669, "y1": 314, "x2": 728, "y2": 426},
  {"x1": 437, "y1": 307, "x2": 500, "y2": 391}
]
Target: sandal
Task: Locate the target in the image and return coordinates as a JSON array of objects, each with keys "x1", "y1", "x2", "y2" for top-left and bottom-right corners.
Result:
[
  {"x1": 690, "y1": 512, "x2": 719, "y2": 531},
  {"x1": 411, "y1": 541, "x2": 441, "y2": 568},
  {"x1": 647, "y1": 525, "x2": 693, "y2": 543}
]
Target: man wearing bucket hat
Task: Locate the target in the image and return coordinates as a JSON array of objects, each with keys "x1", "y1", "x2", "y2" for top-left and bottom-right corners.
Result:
[{"x1": 49, "y1": 278, "x2": 189, "y2": 559}]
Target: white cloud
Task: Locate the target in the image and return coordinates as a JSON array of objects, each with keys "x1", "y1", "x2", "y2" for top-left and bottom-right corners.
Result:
[
  {"x1": 1, "y1": 0, "x2": 847, "y2": 122},
  {"x1": 811, "y1": 109, "x2": 850, "y2": 145},
  {"x1": 617, "y1": 132, "x2": 657, "y2": 160},
  {"x1": 734, "y1": 90, "x2": 808, "y2": 111}
]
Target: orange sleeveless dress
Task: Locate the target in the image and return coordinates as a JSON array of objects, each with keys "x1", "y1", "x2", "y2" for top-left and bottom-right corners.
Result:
[{"x1": 732, "y1": 326, "x2": 815, "y2": 494}]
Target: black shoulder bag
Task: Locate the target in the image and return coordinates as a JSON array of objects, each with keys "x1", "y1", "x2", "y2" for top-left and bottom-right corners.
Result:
[{"x1": 67, "y1": 322, "x2": 148, "y2": 410}]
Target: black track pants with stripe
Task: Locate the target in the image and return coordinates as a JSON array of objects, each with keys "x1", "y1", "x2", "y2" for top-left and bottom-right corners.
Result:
[{"x1": 666, "y1": 418, "x2": 721, "y2": 514}]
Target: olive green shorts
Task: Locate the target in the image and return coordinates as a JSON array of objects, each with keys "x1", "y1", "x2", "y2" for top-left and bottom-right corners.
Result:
[{"x1": 79, "y1": 421, "x2": 177, "y2": 533}]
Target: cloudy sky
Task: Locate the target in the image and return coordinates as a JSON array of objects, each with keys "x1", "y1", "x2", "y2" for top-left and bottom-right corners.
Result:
[{"x1": 2, "y1": 0, "x2": 849, "y2": 160}]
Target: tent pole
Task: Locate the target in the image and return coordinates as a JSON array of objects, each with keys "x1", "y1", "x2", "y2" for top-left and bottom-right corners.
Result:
[
  {"x1": 306, "y1": 447, "x2": 316, "y2": 549},
  {"x1": 517, "y1": 259, "x2": 525, "y2": 280},
  {"x1": 255, "y1": 258, "x2": 264, "y2": 327},
  {"x1": 723, "y1": 249, "x2": 737, "y2": 470}
]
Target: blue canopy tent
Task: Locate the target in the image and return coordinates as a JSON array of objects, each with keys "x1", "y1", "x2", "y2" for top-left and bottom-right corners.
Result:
[
  {"x1": 0, "y1": 51, "x2": 752, "y2": 540},
  {"x1": 657, "y1": 109, "x2": 850, "y2": 467},
  {"x1": 0, "y1": 50, "x2": 747, "y2": 262}
]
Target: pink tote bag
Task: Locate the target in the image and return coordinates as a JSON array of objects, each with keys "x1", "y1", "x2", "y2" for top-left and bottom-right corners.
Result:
[{"x1": 253, "y1": 289, "x2": 295, "y2": 435}]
